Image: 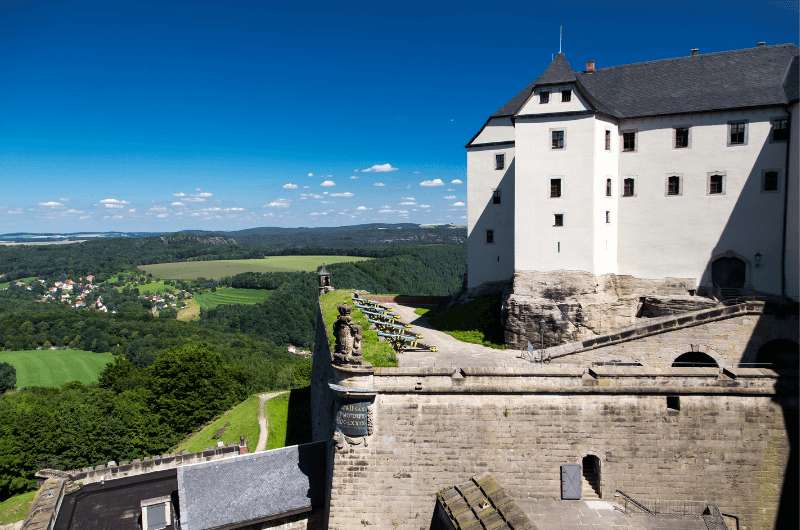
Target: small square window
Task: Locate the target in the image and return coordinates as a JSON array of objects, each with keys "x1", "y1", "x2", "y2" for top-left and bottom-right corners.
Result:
[
  {"x1": 551, "y1": 130, "x2": 565, "y2": 150},
  {"x1": 561, "y1": 89, "x2": 571, "y2": 102},
  {"x1": 708, "y1": 174, "x2": 725, "y2": 195},
  {"x1": 666, "y1": 396, "x2": 680, "y2": 411},
  {"x1": 623, "y1": 178, "x2": 635, "y2": 197},
  {"x1": 674, "y1": 127, "x2": 689, "y2": 148},
  {"x1": 492, "y1": 189, "x2": 502, "y2": 204},
  {"x1": 539, "y1": 91, "x2": 550, "y2": 104},
  {"x1": 604, "y1": 130, "x2": 611, "y2": 150},
  {"x1": 495, "y1": 153, "x2": 505, "y2": 170},
  {"x1": 141, "y1": 497, "x2": 171, "y2": 530},
  {"x1": 772, "y1": 119, "x2": 789, "y2": 142},
  {"x1": 728, "y1": 121, "x2": 747, "y2": 145},
  {"x1": 553, "y1": 214, "x2": 564, "y2": 227},
  {"x1": 763, "y1": 171, "x2": 779, "y2": 192},
  {"x1": 667, "y1": 175, "x2": 681, "y2": 196},
  {"x1": 605, "y1": 211, "x2": 610, "y2": 224},
  {"x1": 622, "y1": 131, "x2": 636, "y2": 152},
  {"x1": 550, "y1": 178, "x2": 562, "y2": 198},
  {"x1": 605, "y1": 178, "x2": 612, "y2": 197},
  {"x1": 485, "y1": 229, "x2": 494, "y2": 244}
]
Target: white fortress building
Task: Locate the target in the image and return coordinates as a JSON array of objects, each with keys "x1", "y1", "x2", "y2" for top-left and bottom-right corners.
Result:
[{"x1": 466, "y1": 44, "x2": 799, "y2": 310}]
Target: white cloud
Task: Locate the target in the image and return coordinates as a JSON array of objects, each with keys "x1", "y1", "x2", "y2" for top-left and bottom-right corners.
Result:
[
  {"x1": 349, "y1": 175, "x2": 359, "y2": 180},
  {"x1": 452, "y1": 201, "x2": 465, "y2": 207},
  {"x1": 330, "y1": 192, "x2": 354, "y2": 198},
  {"x1": 128, "y1": 208, "x2": 137, "y2": 213},
  {"x1": 356, "y1": 205, "x2": 369, "y2": 211},
  {"x1": 401, "y1": 196, "x2": 416, "y2": 201},
  {"x1": 195, "y1": 191, "x2": 213, "y2": 198},
  {"x1": 282, "y1": 182, "x2": 299, "y2": 190},
  {"x1": 444, "y1": 195, "x2": 457, "y2": 200},
  {"x1": 149, "y1": 206, "x2": 168, "y2": 213},
  {"x1": 300, "y1": 192, "x2": 323, "y2": 200},
  {"x1": 399, "y1": 201, "x2": 417, "y2": 206},
  {"x1": 100, "y1": 198, "x2": 129, "y2": 209},
  {"x1": 419, "y1": 204, "x2": 431, "y2": 209},
  {"x1": 225, "y1": 207, "x2": 245, "y2": 212},
  {"x1": 320, "y1": 180, "x2": 336, "y2": 187},
  {"x1": 156, "y1": 213, "x2": 169, "y2": 218},
  {"x1": 307, "y1": 172, "x2": 314, "y2": 177},
  {"x1": 38, "y1": 201, "x2": 64, "y2": 208},
  {"x1": 173, "y1": 192, "x2": 186, "y2": 197},
  {"x1": 171, "y1": 201, "x2": 185, "y2": 207},
  {"x1": 451, "y1": 179, "x2": 464, "y2": 185},
  {"x1": 373, "y1": 182, "x2": 385, "y2": 187},
  {"x1": 267, "y1": 199, "x2": 290, "y2": 208},
  {"x1": 361, "y1": 163, "x2": 398, "y2": 173},
  {"x1": 420, "y1": 178, "x2": 444, "y2": 187}
]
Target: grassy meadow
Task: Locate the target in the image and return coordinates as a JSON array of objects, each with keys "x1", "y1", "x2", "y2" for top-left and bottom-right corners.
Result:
[
  {"x1": 140, "y1": 255, "x2": 371, "y2": 280},
  {"x1": 0, "y1": 490, "x2": 36, "y2": 524},
  {"x1": 0, "y1": 349, "x2": 114, "y2": 388},
  {"x1": 195, "y1": 287, "x2": 270, "y2": 310},
  {"x1": 174, "y1": 394, "x2": 262, "y2": 453}
]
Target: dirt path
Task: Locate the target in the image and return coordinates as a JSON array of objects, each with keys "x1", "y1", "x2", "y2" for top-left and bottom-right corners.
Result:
[
  {"x1": 255, "y1": 391, "x2": 283, "y2": 452},
  {"x1": 384, "y1": 303, "x2": 530, "y2": 369}
]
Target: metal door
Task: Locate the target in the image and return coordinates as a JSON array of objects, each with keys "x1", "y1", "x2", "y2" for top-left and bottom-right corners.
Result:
[{"x1": 561, "y1": 464, "x2": 582, "y2": 500}]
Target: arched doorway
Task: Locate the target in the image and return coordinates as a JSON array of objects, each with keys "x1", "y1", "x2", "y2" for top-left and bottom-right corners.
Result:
[
  {"x1": 581, "y1": 455, "x2": 601, "y2": 499},
  {"x1": 672, "y1": 351, "x2": 719, "y2": 368},
  {"x1": 711, "y1": 256, "x2": 746, "y2": 289},
  {"x1": 756, "y1": 340, "x2": 799, "y2": 370}
]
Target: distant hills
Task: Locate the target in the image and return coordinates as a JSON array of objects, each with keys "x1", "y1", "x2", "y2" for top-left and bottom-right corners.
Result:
[{"x1": 0, "y1": 232, "x2": 159, "y2": 244}]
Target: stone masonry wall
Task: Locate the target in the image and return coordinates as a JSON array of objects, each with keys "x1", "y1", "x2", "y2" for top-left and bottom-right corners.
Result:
[{"x1": 327, "y1": 388, "x2": 794, "y2": 530}]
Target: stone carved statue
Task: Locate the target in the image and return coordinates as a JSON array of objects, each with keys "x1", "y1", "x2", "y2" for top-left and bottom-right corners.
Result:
[{"x1": 332, "y1": 305, "x2": 364, "y2": 365}]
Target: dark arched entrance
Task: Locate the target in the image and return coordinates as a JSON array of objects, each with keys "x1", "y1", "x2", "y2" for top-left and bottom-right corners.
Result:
[
  {"x1": 581, "y1": 455, "x2": 601, "y2": 498},
  {"x1": 672, "y1": 351, "x2": 719, "y2": 368},
  {"x1": 711, "y1": 256, "x2": 746, "y2": 288},
  {"x1": 756, "y1": 340, "x2": 799, "y2": 370}
]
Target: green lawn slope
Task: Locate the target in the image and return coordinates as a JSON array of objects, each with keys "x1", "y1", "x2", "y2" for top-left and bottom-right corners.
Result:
[
  {"x1": 0, "y1": 350, "x2": 114, "y2": 388},
  {"x1": 0, "y1": 490, "x2": 35, "y2": 525},
  {"x1": 140, "y1": 255, "x2": 371, "y2": 280},
  {"x1": 195, "y1": 287, "x2": 270, "y2": 310},
  {"x1": 174, "y1": 394, "x2": 261, "y2": 453}
]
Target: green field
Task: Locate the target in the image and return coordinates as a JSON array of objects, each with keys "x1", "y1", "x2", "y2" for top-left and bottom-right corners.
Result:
[
  {"x1": 266, "y1": 392, "x2": 290, "y2": 450},
  {"x1": 174, "y1": 394, "x2": 262, "y2": 453},
  {"x1": 0, "y1": 350, "x2": 114, "y2": 388},
  {"x1": 134, "y1": 280, "x2": 174, "y2": 295},
  {"x1": 0, "y1": 490, "x2": 35, "y2": 524},
  {"x1": 0, "y1": 281, "x2": 8, "y2": 290},
  {"x1": 139, "y1": 255, "x2": 371, "y2": 280},
  {"x1": 195, "y1": 287, "x2": 270, "y2": 311}
]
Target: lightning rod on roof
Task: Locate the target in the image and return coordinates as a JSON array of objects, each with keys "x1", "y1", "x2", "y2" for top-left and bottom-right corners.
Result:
[{"x1": 559, "y1": 25, "x2": 563, "y2": 54}]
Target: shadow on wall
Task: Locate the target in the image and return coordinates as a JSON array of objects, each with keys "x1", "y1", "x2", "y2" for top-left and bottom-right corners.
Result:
[
  {"x1": 285, "y1": 387, "x2": 312, "y2": 447},
  {"x1": 467, "y1": 155, "x2": 515, "y2": 288}
]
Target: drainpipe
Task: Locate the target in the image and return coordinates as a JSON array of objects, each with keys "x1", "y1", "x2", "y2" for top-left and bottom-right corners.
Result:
[{"x1": 780, "y1": 107, "x2": 792, "y2": 299}]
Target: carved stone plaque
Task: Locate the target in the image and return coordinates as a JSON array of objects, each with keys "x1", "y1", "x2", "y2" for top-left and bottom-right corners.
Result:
[{"x1": 336, "y1": 400, "x2": 371, "y2": 437}]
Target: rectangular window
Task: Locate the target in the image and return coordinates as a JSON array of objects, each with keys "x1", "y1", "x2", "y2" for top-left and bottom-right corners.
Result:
[
  {"x1": 485, "y1": 229, "x2": 494, "y2": 244},
  {"x1": 492, "y1": 189, "x2": 502, "y2": 204},
  {"x1": 674, "y1": 127, "x2": 689, "y2": 148},
  {"x1": 622, "y1": 131, "x2": 636, "y2": 152},
  {"x1": 141, "y1": 497, "x2": 171, "y2": 530},
  {"x1": 494, "y1": 153, "x2": 505, "y2": 170},
  {"x1": 561, "y1": 89, "x2": 572, "y2": 102},
  {"x1": 708, "y1": 174, "x2": 724, "y2": 195},
  {"x1": 551, "y1": 130, "x2": 565, "y2": 150},
  {"x1": 605, "y1": 211, "x2": 610, "y2": 224},
  {"x1": 553, "y1": 214, "x2": 564, "y2": 227},
  {"x1": 772, "y1": 118, "x2": 789, "y2": 142},
  {"x1": 666, "y1": 396, "x2": 680, "y2": 411},
  {"x1": 550, "y1": 178, "x2": 562, "y2": 198},
  {"x1": 604, "y1": 130, "x2": 611, "y2": 150},
  {"x1": 623, "y1": 177, "x2": 635, "y2": 197},
  {"x1": 667, "y1": 175, "x2": 681, "y2": 196},
  {"x1": 539, "y1": 91, "x2": 550, "y2": 104},
  {"x1": 763, "y1": 170, "x2": 779, "y2": 192},
  {"x1": 605, "y1": 178, "x2": 612, "y2": 197},
  {"x1": 728, "y1": 121, "x2": 747, "y2": 145}
]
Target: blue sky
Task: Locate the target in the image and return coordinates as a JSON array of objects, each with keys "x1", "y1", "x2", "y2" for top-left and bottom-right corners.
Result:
[{"x1": 1, "y1": 0, "x2": 797, "y2": 232}]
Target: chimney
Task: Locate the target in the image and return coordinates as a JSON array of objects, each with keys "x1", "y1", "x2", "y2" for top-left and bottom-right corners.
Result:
[
  {"x1": 584, "y1": 59, "x2": 596, "y2": 73},
  {"x1": 757, "y1": 41, "x2": 766, "y2": 47},
  {"x1": 690, "y1": 48, "x2": 699, "y2": 56}
]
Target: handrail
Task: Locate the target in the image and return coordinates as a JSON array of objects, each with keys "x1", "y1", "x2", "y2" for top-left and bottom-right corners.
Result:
[{"x1": 614, "y1": 489, "x2": 654, "y2": 516}]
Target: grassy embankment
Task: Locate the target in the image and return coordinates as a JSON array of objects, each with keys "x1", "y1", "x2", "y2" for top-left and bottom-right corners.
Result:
[
  {"x1": 140, "y1": 255, "x2": 372, "y2": 280},
  {"x1": 419, "y1": 295, "x2": 505, "y2": 349},
  {"x1": 174, "y1": 394, "x2": 262, "y2": 452},
  {"x1": 0, "y1": 350, "x2": 114, "y2": 388},
  {"x1": 195, "y1": 288, "x2": 270, "y2": 310},
  {"x1": 320, "y1": 290, "x2": 397, "y2": 367},
  {"x1": 0, "y1": 490, "x2": 36, "y2": 525}
]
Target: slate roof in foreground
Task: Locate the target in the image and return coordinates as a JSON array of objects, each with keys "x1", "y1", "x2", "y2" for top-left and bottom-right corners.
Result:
[
  {"x1": 177, "y1": 441, "x2": 326, "y2": 530},
  {"x1": 491, "y1": 44, "x2": 799, "y2": 119}
]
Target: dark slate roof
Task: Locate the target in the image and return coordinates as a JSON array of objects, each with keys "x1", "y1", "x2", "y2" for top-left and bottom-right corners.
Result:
[
  {"x1": 534, "y1": 53, "x2": 576, "y2": 85},
  {"x1": 490, "y1": 44, "x2": 799, "y2": 119},
  {"x1": 435, "y1": 473, "x2": 537, "y2": 530},
  {"x1": 177, "y1": 442, "x2": 325, "y2": 530}
]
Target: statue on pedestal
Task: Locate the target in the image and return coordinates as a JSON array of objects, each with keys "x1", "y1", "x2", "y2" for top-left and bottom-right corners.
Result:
[{"x1": 332, "y1": 305, "x2": 364, "y2": 365}]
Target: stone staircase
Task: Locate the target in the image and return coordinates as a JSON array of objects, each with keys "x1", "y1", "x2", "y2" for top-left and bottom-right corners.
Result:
[{"x1": 582, "y1": 466, "x2": 601, "y2": 499}]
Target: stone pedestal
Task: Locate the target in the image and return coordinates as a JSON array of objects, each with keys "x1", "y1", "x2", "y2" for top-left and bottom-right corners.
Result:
[{"x1": 329, "y1": 364, "x2": 375, "y2": 444}]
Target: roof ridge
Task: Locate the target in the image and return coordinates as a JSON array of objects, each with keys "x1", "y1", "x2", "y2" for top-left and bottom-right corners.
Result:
[{"x1": 584, "y1": 43, "x2": 799, "y2": 74}]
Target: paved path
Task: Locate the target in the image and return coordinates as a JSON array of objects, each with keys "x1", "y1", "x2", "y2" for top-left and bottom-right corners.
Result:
[
  {"x1": 255, "y1": 391, "x2": 284, "y2": 452},
  {"x1": 385, "y1": 303, "x2": 530, "y2": 369}
]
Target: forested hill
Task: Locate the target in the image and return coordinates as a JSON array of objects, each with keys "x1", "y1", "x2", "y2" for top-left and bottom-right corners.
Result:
[{"x1": 0, "y1": 224, "x2": 465, "y2": 281}]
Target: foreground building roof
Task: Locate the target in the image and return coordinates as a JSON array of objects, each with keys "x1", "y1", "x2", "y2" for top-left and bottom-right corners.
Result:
[{"x1": 434, "y1": 473, "x2": 537, "y2": 530}]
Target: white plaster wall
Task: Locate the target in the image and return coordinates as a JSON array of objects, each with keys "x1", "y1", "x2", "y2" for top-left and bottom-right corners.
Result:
[
  {"x1": 466, "y1": 143, "x2": 515, "y2": 288},
  {"x1": 517, "y1": 83, "x2": 589, "y2": 115},
  {"x1": 593, "y1": 116, "x2": 620, "y2": 274},
  {"x1": 618, "y1": 108, "x2": 790, "y2": 295},
  {"x1": 514, "y1": 114, "x2": 596, "y2": 272},
  {"x1": 786, "y1": 102, "x2": 799, "y2": 300},
  {"x1": 469, "y1": 116, "x2": 515, "y2": 145}
]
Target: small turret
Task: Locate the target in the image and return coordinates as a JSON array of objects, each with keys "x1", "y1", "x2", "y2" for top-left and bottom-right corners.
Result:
[{"x1": 318, "y1": 265, "x2": 333, "y2": 295}]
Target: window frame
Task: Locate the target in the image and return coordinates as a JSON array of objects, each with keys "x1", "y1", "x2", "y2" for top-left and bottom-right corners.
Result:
[
  {"x1": 762, "y1": 169, "x2": 780, "y2": 193},
  {"x1": 727, "y1": 120, "x2": 748, "y2": 146},
  {"x1": 494, "y1": 153, "x2": 505, "y2": 170},
  {"x1": 561, "y1": 89, "x2": 572, "y2": 102},
  {"x1": 771, "y1": 118, "x2": 789, "y2": 142},
  {"x1": 622, "y1": 177, "x2": 636, "y2": 197},
  {"x1": 604, "y1": 129, "x2": 611, "y2": 151},
  {"x1": 707, "y1": 172, "x2": 726, "y2": 195},
  {"x1": 605, "y1": 178, "x2": 612, "y2": 197},
  {"x1": 141, "y1": 496, "x2": 171, "y2": 530},
  {"x1": 605, "y1": 210, "x2": 611, "y2": 224},
  {"x1": 485, "y1": 229, "x2": 495, "y2": 244},
  {"x1": 553, "y1": 213, "x2": 564, "y2": 227},
  {"x1": 492, "y1": 189, "x2": 502, "y2": 204},
  {"x1": 539, "y1": 90, "x2": 550, "y2": 104},
  {"x1": 550, "y1": 128, "x2": 566, "y2": 150},
  {"x1": 665, "y1": 174, "x2": 682, "y2": 196},
  {"x1": 621, "y1": 130, "x2": 637, "y2": 152},
  {"x1": 549, "y1": 177, "x2": 562, "y2": 198},
  {"x1": 673, "y1": 126, "x2": 690, "y2": 149}
]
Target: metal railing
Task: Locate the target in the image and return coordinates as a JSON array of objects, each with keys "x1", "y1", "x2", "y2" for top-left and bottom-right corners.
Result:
[{"x1": 615, "y1": 490, "x2": 709, "y2": 517}]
